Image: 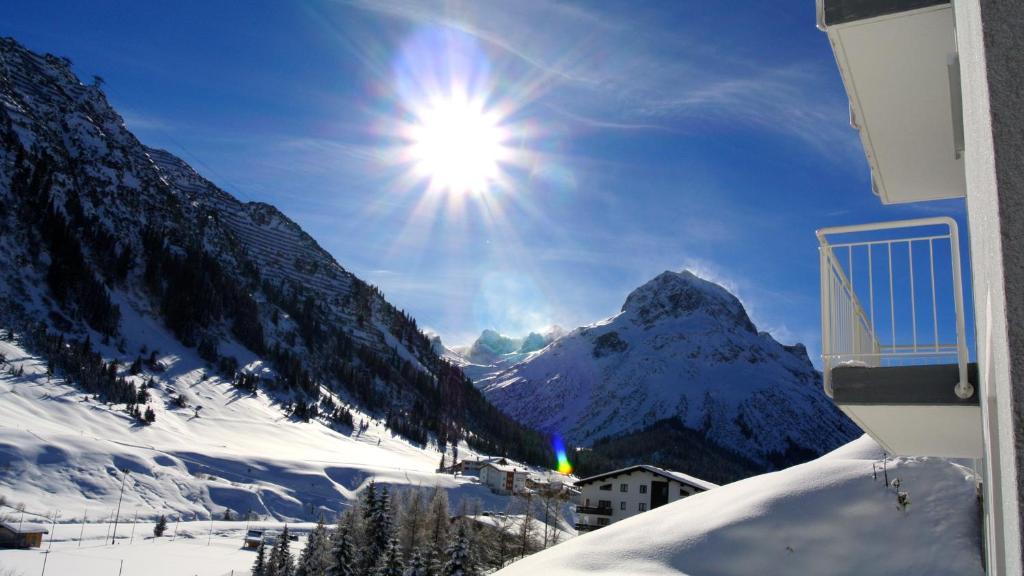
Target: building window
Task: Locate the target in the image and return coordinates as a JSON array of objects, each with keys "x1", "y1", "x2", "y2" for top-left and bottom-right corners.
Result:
[
  {"x1": 619, "y1": 501, "x2": 626, "y2": 510},
  {"x1": 639, "y1": 484, "x2": 648, "y2": 494},
  {"x1": 597, "y1": 518, "x2": 610, "y2": 526},
  {"x1": 598, "y1": 500, "x2": 612, "y2": 509},
  {"x1": 679, "y1": 488, "x2": 688, "y2": 497},
  {"x1": 638, "y1": 503, "x2": 647, "y2": 512},
  {"x1": 620, "y1": 483, "x2": 628, "y2": 492},
  {"x1": 599, "y1": 483, "x2": 612, "y2": 491}
]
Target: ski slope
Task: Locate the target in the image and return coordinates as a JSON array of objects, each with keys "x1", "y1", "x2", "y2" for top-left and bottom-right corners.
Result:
[{"x1": 495, "y1": 435, "x2": 984, "y2": 576}]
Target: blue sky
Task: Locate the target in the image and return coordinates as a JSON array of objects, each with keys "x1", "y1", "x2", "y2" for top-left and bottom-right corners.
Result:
[{"x1": 4, "y1": 0, "x2": 968, "y2": 355}]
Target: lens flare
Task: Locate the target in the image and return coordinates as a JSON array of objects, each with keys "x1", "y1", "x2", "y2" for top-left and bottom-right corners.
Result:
[
  {"x1": 553, "y1": 436, "x2": 573, "y2": 475},
  {"x1": 409, "y1": 95, "x2": 506, "y2": 196},
  {"x1": 390, "y1": 27, "x2": 520, "y2": 200}
]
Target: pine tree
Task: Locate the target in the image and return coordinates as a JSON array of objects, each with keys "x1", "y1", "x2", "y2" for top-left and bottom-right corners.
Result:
[
  {"x1": 362, "y1": 481, "x2": 378, "y2": 525},
  {"x1": 372, "y1": 487, "x2": 395, "y2": 552},
  {"x1": 404, "y1": 548, "x2": 429, "y2": 576},
  {"x1": 153, "y1": 514, "x2": 167, "y2": 537},
  {"x1": 273, "y1": 525, "x2": 295, "y2": 576},
  {"x1": 375, "y1": 537, "x2": 404, "y2": 576},
  {"x1": 296, "y1": 520, "x2": 330, "y2": 576},
  {"x1": 442, "y1": 526, "x2": 476, "y2": 576},
  {"x1": 327, "y1": 522, "x2": 358, "y2": 576},
  {"x1": 253, "y1": 541, "x2": 268, "y2": 576},
  {"x1": 269, "y1": 535, "x2": 283, "y2": 576},
  {"x1": 362, "y1": 482, "x2": 395, "y2": 570}
]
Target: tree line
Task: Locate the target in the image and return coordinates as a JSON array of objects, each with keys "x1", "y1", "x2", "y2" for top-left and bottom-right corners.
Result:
[{"x1": 249, "y1": 481, "x2": 561, "y2": 576}]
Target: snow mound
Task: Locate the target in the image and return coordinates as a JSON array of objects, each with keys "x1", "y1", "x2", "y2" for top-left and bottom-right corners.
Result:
[{"x1": 496, "y1": 435, "x2": 983, "y2": 576}]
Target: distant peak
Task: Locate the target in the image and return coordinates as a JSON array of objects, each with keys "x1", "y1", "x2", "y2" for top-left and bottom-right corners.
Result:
[{"x1": 622, "y1": 270, "x2": 755, "y2": 331}]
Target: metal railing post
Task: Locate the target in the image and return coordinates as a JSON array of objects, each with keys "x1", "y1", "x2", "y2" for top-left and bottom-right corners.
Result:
[
  {"x1": 946, "y1": 219, "x2": 973, "y2": 399},
  {"x1": 819, "y1": 244, "x2": 833, "y2": 397}
]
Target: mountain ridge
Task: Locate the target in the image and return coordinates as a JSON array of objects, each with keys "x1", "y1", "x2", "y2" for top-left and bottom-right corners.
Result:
[
  {"x1": 0, "y1": 36, "x2": 551, "y2": 466},
  {"x1": 480, "y1": 269, "x2": 861, "y2": 469}
]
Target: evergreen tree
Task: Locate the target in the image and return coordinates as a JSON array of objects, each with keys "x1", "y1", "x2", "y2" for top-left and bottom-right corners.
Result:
[
  {"x1": 425, "y1": 545, "x2": 444, "y2": 576},
  {"x1": 375, "y1": 537, "x2": 404, "y2": 576},
  {"x1": 361, "y1": 481, "x2": 396, "y2": 571},
  {"x1": 362, "y1": 481, "x2": 378, "y2": 524},
  {"x1": 253, "y1": 541, "x2": 268, "y2": 576},
  {"x1": 269, "y1": 535, "x2": 283, "y2": 576},
  {"x1": 370, "y1": 487, "x2": 395, "y2": 554},
  {"x1": 404, "y1": 548, "x2": 429, "y2": 576},
  {"x1": 153, "y1": 514, "x2": 167, "y2": 537},
  {"x1": 327, "y1": 522, "x2": 358, "y2": 576},
  {"x1": 273, "y1": 525, "x2": 295, "y2": 576},
  {"x1": 296, "y1": 520, "x2": 330, "y2": 576},
  {"x1": 442, "y1": 526, "x2": 476, "y2": 576}
]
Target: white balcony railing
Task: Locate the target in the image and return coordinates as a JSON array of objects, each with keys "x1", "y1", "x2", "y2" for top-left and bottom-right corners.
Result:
[{"x1": 817, "y1": 217, "x2": 972, "y2": 399}]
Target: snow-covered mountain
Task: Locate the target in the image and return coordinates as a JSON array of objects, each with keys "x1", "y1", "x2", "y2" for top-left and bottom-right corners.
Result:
[
  {"x1": 496, "y1": 435, "x2": 984, "y2": 576},
  {"x1": 0, "y1": 36, "x2": 551, "y2": 472},
  {"x1": 482, "y1": 270, "x2": 861, "y2": 468},
  {"x1": 438, "y1": 327, "x2": 565, "y2": 383}
]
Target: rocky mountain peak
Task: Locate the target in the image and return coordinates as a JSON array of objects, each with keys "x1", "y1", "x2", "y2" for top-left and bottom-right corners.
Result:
[{"x1": 621, "y1": 270, "x2": 756, "y2": 332}]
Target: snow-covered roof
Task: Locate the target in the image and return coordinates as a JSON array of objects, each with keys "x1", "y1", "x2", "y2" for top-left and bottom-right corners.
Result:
[
  {"x1": 481, "y1": 462, "x2": 529, "y2": 474},
  {"x1": 575, "y1": 464, "x2": 718, "y2": 491},
  {"x1": 0, "y1": 521, "x2": 49, "y2": 534}
]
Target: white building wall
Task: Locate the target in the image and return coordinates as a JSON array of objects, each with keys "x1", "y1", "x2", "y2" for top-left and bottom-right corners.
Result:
[
  {"x1": 578, "y1": 469, "x2": 702, "y2": 528},
  {"x1": 953, "y1": 1, "x2": 1024, "y2": 573}
]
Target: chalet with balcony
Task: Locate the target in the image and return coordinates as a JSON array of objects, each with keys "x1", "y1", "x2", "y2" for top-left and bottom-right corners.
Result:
[{"x1": 574, "y1": 465, "x2": 716, "y2": 532}]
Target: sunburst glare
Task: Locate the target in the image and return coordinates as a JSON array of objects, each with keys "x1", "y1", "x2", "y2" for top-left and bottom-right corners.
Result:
[
  {"x1": 389, "y1": 28, "x2": 526, "y2": 205},
  {"x1": 409, "y1": 94, "x2": 508, "y2": 196}
]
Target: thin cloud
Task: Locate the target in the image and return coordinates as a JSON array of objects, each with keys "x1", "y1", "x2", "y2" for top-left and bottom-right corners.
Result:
[{"x1": 335, "y1": 0, "x2": 858, "y2": 157}]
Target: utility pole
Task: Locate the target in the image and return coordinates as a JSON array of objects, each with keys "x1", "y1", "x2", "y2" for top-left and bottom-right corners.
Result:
[
  {"x1": 40, "y1": 510, "x2": 58, "y2": 576},
  {"x1": 78, "y1": 509, "x2": 86, "y2": 548},
  {"x1": 129, "y1": 510, "x2": 138, "y2": 544},
  {"x1": 111, "y1": 469, "x2": 130, "y2": 545},
  {"x1": 208, "y1": 515, "x2": 213, "y2": 546},
  {"x1": 172, "y1": 517, "x2": 180, "y2": 541}
]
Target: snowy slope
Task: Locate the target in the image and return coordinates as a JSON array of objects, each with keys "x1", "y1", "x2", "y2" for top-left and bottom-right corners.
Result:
[
  {"x1": 0, "y1": 334, "x2": 547, "y2": 524},
  {"x1": 496, "y1": 435, "x2": 984, "y2": 576},
  {"x1": 482, "y1": 271, "x2": 860, "y2": 466}
]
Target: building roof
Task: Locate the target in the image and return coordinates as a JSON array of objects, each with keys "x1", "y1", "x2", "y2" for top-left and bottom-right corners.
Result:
[
  {"x1": 575, "y1": 464, "x2": 718, "y2": 492},
  {"x1": 0, "y1": 521, "x2": 49, "y2": 534},
  {"x1": 481, "y1": 462, "x2": 528, "y2": 474}
]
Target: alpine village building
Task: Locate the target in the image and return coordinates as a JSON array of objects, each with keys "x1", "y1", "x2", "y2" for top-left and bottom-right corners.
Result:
[{"x1": 575, "y1": 465, "x2": 717, "y2": 532}]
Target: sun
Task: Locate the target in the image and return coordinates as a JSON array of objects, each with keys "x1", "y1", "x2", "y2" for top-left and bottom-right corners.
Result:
[{"x1": 409, "y1": 96, "x2": 506, "y2": 196}]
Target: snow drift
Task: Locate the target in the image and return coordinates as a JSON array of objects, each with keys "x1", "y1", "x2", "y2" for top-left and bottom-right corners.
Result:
[{"x1": 496, "y1": 435, "x2": 983, "y2": 576}]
